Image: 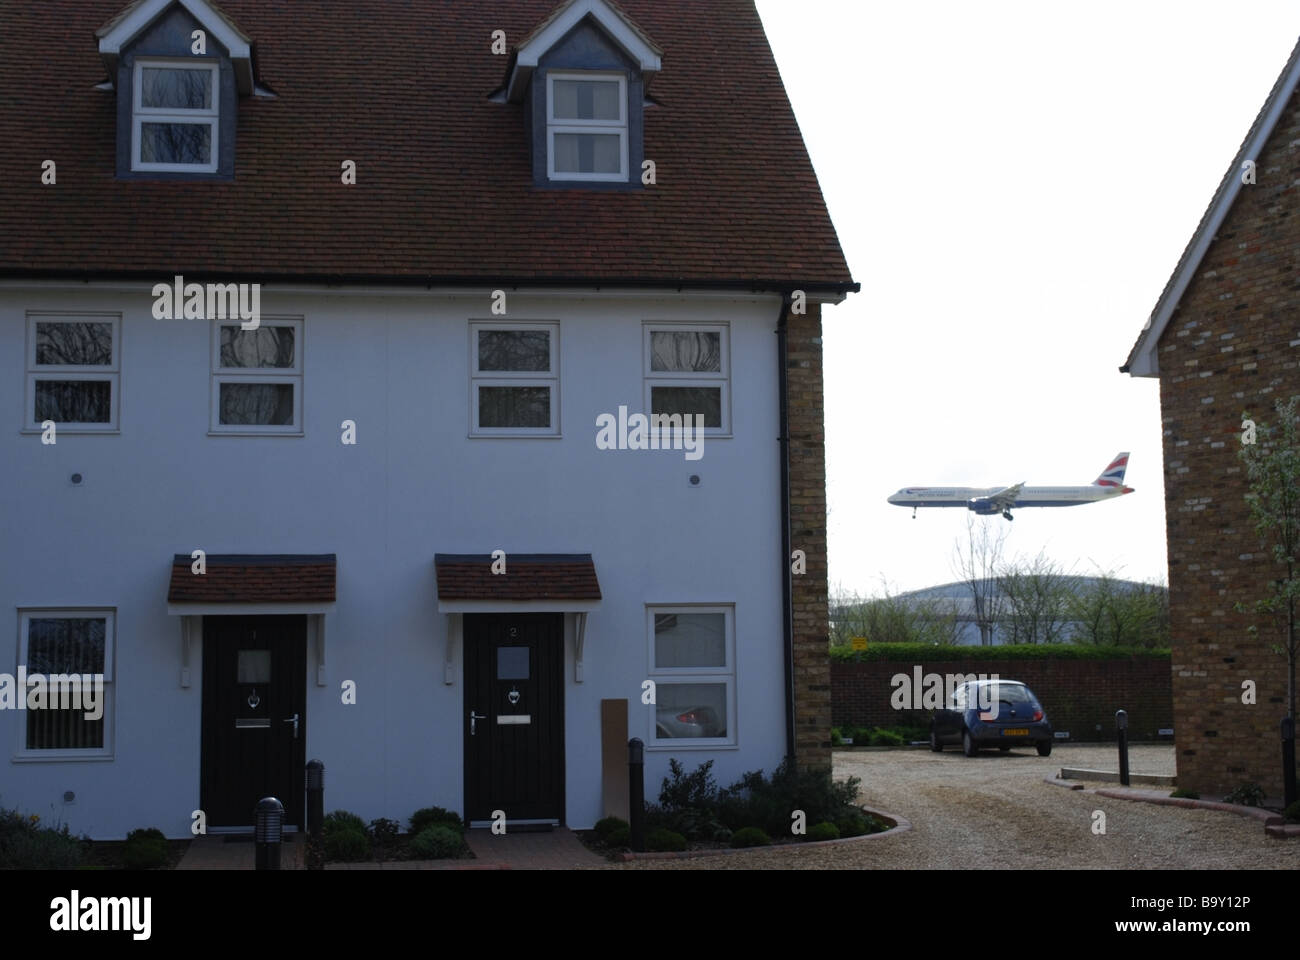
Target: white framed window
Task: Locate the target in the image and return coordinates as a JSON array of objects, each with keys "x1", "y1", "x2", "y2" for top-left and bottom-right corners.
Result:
[
  {"x1": 24, "y1": 313, "x2": 121, "y2": 433},
  {"x1": 209, "y1": 318, "x2": 303, "y2": 435},
  {"x1": 469, "y1": 321, "x2": 560, "y2": 436},
  {"x1": 646, "y1": 605, "x2": 736, "y2": 748},
  {"x1": 15, "y1": 609, "x2": 114, "y2": 760},
  {"x1": 547, "y1": 72, "x2": 628, "y2": 182},
  {"x1": 132, "y1": 59, "x2": 219, "y2": 173},
  {"x1": 643, "y1": 322, "x2": 730, "y2": 435}
]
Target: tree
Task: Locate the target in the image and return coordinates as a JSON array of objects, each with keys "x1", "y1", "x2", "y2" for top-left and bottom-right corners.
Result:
[
  {"x1": 1065, "y1": 568, "x2": 1169, "y2": 648},
  {"x1": 997, "y1": 551, "x2": 1074, "y2": 644},
  {"x1": 951, "y1": 514, "x2": 1007, "y2": 645},
  {"x1": 828, "y1": 578, "x2": 962, "y2": 647},
  {"x1": 1237, "y1": 395, "x2": 1300, "y2": 780}
]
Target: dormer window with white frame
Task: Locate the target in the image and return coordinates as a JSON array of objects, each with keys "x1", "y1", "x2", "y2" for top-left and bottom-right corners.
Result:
[
  {"x1": 547, "y1": 72, "x2": 628, "y2": 182},
  {"x1": 132, "y1": 59, "x2": 219, "y2": 172}
]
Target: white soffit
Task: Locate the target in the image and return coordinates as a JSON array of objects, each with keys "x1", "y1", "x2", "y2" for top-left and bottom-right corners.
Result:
[
  {"x1": 97, "y1": 0, "x2": 254, "y2": 94},
  {"x1": 507, "y1": 0, "x2": 662, "y2": 102}
]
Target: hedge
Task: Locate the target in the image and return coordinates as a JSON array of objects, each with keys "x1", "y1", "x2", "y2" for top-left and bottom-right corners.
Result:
[{"x1": 830, "y1": 643, "x2": 1170, "y2": 663}]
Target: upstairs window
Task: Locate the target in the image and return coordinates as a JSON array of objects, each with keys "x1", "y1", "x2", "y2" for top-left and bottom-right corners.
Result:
[
  {"x1": 25, "y1": 314, "x2": 120, "y2": 433},
  {"x1": 643, "y1": 323, "x2": 730, "y2": 434},
  {"x1": 132, "y1": 60, "x2": 219, "y2": 172},
  {"x1": 470, "y1": 322, "x2": 560, "y2": 436},
  {"x1": 547, "y1": 73, "x2": 627, "y2": 181},
  {"x1": 210, "y1": 318, "x2": 303, "y2": 435}
]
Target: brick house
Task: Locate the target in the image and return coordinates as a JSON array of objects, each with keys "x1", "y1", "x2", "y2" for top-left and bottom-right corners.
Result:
[
  {"x1": 0, "y1": 0, "x2": 854, "y2": 838},
  {"x1": 1122, "y1": 36, "x2": 1300, "y2": 797}
]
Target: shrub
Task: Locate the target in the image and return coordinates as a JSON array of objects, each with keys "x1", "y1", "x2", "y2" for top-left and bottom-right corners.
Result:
[
  {"x1": 717, "y1": 759, "x2": 862, "y2": 837},
  {"x1": 323, "y1": 810, "x2": 367, "y2": 837},
  {"x1": 659, "y1": 758, "x2": 719, "y2": 815},
  {"x1": 854, "y1": 727, "x2": 875, "y2": 745},
  {"x1": 593, "y1": 816, "x2": 628, "y2": 841},
  {"x1": 830, "y1": 727, "x2": 843, "y2": 747},
  {"x1": 870, "y1": 729, "x2": 904, "y2": 747},
  {"x1": 1284, "y1": 800, "x2": 1300, "y2": 823},
  {"x1": 409, "y1": 806, "x2": 464, "y2": 837},
  {"x1": 729, "y1": 827, "x2": 770, "y2": 848},
  {"x1": 1170, "y1": 788, "x2": 1200, "y2": 799},
  {"x1": 646, "y1": 828, "x2": 687, "y2": 852},
  {"x1": 325, "y1": 827, "x2": 371, "y2": 862},
  {"x1": 1223, "y1": 783, "x2": 1265, "y2": 807},
  {"x1": 807, "y1": 821, "x2": 840, "y2": 842},
  {"x1": 605, "y1": 825, "x2": 630, "y2": 849},
  {"x1": 122, "y1": 828, "x2": 169, "y2": 869},
  {"x1": 835, "y1": 812, "x2": 869, "y2": 838},
  {"x1": 0, "y1": 809, "x2": 83, "y2": 869},
  {"x1": 409, "y1": 825, "x2": 462, "y2": 860},
  {"x1": 712, "y1": 826, "x2": 733, "y2": 844}
]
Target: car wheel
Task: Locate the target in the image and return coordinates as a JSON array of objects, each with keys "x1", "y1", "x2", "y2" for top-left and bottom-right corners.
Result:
[
  {"x1": 1036, "y1": 741, "x2": 1052, "y2": 757},
  {"x1": 999, "y1": 745, "x2": 1011, "y2": 753},
  {"x1": 962, "y1": 729, "x2": 978, "y2": 757},
  {"x1": 930, "y1": 727, "x2": 943, "y2": 752}
]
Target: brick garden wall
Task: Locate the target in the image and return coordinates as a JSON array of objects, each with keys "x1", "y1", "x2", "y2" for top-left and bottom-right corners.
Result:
[
  {"x1": 831, "y1": 657, "x2": 1173, "y2": 741},
  {"x1": 1152, "y1": 86, "x2": 1300, "y2": 796}
]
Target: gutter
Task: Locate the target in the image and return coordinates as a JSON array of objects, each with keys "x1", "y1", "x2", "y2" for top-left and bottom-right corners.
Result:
[
  {"x1": 0, "y1": 268, "x2": 860, "y2": 298},
  {"x1": 777, "y1": 292, "x2": 796, "y2": 762}
]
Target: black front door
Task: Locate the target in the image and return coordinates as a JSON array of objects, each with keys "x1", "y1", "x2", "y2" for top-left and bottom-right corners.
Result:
[
  {"x1": 200, "y1": 616, "x2": 307, "y2": 829},
  {"x1": 463, "y1": 613, "x2": 565, "y2": 824}
]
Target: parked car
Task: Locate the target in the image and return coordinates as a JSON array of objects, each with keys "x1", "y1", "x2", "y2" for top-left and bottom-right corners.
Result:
[{"x1": 930, "y1": 680, "x2": 1053, "y2": 757}]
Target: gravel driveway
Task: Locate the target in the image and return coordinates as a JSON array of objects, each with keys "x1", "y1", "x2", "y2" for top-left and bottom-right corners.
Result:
[{"x1": 606, "y1": 744, "x2": 1299, "y2": 870}]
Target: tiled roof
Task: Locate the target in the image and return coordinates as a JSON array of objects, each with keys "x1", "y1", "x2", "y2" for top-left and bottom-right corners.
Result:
[
  {"x1": 167, "y1": 554, "x2": 337, "y2": 603},
  {"x1": 435, "y1": 553, "x2": 602, "y2": 601},
  {"x1": 2, "y1": 0, "x2": 855, "y2": 292}
]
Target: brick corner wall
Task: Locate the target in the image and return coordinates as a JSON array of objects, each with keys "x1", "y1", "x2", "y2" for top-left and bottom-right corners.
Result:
[{"x1": 788, "y1": 300, "x2": 831, "y2": 771}]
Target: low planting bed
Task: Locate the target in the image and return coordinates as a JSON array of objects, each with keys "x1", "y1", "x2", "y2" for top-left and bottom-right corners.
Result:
[
  {"x1": 320, "y1": 808, "x2": 475, "y2": 864},
  {"x1": 579, "y1": 759, "x2": 893, "y2": 861}
]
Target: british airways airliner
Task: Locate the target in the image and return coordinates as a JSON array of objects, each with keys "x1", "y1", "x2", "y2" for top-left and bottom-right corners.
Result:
[{"x1": 887, "y1": 453, "x2": 1134, "y2": 520}]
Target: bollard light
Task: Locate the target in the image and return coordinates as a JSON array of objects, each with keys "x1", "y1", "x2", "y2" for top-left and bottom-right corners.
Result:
[
  {"x1": 254, "y1": 796, "x2": 284, "y2": 871},
  {"x1": 306, "y1": 759, "x2": 324, "y2": 791},
  {"x1": 628, "y1": 737, "x2": 645, "y2": 853},
  {"x1": 305, "y1": 759, "x2": 325, "y2": 870},
  {"x1": 1116, "y1": 709, "x2": 1130, "y2": 787}
]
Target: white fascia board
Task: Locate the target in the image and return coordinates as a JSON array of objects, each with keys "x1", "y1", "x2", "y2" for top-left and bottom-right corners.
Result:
[
  {"x1": 167, "y1": 601, "x2": 336, "y2": 616},
  {"x1": 437, "y1": 599, "x2": 600, "y2": 614},
  {"x1": 508, "y1": 0, "x2": 661, "y2": 102},
  {"x1": 1126, "y1": 44, "x2": 1300, "y2": 379},
  {"x1": 99, "y1": 0, "x2": 252, "y2": 93}
]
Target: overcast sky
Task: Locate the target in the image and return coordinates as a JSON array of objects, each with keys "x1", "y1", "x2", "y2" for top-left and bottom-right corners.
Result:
[{"x1": 756, "y1": 0, "x2": 1300, "y2": 596}]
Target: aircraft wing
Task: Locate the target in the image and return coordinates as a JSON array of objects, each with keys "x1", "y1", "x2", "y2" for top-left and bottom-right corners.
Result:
[{"x1": 972, "y1": 483, "x2": 1023, "y2": 510}]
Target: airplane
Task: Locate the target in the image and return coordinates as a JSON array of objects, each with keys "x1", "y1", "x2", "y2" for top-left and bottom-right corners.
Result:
[{"x1": 887, "y1": 453, "x2": 1134, "y2": 521}]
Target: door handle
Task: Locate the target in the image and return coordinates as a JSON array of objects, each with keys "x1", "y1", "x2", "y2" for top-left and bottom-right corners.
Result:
[
  {"x1": 470, "y1": 711, "x2": 487, "y2": 736},
  {"x1": 283, "y1": 713, "x2": 299, "y2": 739}
]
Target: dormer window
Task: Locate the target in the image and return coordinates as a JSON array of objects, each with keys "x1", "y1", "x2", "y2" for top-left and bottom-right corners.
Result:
[
  {"x1": 506, "y1": 0, "x2": 661, "y2": 189},
  {"x1": 547, "y1": 73, "x2": 627, "y2": 181},
  {"x1": 132, "y1": 60, "x2": 219, "y2": 172}
]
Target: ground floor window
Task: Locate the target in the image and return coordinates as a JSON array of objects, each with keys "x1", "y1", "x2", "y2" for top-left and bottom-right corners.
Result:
[
  {"x1": 15, "y1": 610, "x2": 113, "y2": 758},
  {"x1": 646, "y1": 605, "x2": 735, "y2": 746}
]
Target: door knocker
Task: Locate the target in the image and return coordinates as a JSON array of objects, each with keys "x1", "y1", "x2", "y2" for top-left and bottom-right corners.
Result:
[
  {"x1": 507, "y1": 686, "x2": 521, "y2": 705},
  {"x1": 247, "y1": 689, "x2": 261, "y2": 709}
]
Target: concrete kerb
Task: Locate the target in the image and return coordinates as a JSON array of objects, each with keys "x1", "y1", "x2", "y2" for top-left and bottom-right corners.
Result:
[
  {"x1": 614, "y1": 803, "x2": 911, "y2": 862},
  {"x1": 1045, "y1": 780, "x2": 1300, "y2": 839}
]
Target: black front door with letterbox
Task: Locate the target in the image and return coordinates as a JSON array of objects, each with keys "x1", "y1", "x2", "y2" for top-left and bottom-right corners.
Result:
[
  {"x1": 200, "y1": 615, "x2": 306, "y2": 829},
  {"x1": 463, "y1": 613, "x2": 565, "y2": 824}
]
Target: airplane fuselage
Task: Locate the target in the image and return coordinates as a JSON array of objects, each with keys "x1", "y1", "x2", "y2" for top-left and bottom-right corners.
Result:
[{"x1": 888, "y1": 485, "x2": 1127, "y2": 513}]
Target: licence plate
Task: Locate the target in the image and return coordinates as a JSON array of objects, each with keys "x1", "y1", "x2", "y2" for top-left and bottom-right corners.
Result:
[{"x1": 1001, "y1": 728, "x2": 1029, "y2": 736}]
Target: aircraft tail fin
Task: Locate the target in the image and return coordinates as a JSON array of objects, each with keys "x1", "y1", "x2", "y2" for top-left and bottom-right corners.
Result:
[{"x1": 1093, "y1": 452, "x2": 1130, "y2": 487}]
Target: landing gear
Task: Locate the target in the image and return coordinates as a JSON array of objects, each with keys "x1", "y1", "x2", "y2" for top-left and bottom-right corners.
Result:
[
  {"x1": 912, "y1": 506, "x2": 917, "y2": 519},
  {"x1": 1002, "y1": 510, "x2": 1014, "y2": 521}
]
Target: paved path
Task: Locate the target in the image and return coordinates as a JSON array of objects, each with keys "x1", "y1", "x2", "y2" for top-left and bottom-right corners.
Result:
[
  {"x1": 608, "y1": 744, "x2": 1300, "y2": 870},
  {"x1": 177, "y1": 827, "x2": 603, "y2": 870}
]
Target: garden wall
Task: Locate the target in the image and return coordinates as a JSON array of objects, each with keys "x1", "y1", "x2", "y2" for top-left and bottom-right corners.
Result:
[{"x1": 831, "y1": 649, "x2": 1172, "y2": 741}]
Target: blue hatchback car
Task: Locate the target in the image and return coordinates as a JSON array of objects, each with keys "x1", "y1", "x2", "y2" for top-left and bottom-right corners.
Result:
[{"x1": 929, "y1": 679, "x2": 1053, "y2": 757}]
